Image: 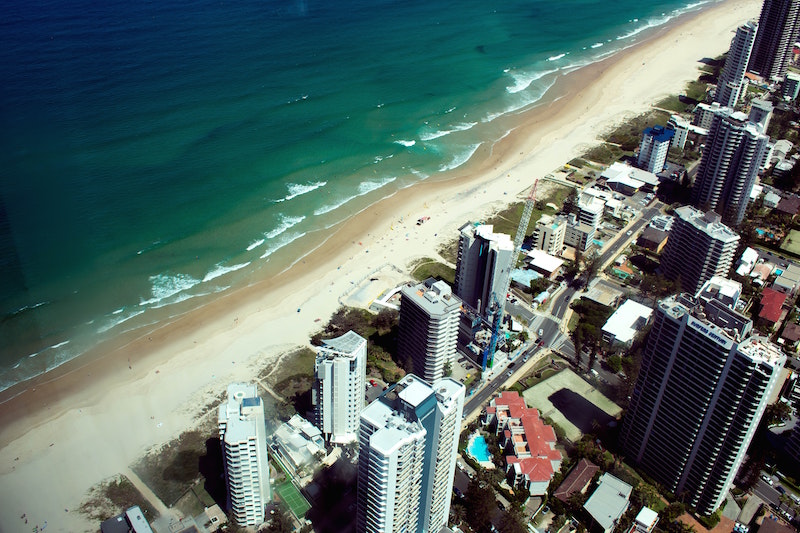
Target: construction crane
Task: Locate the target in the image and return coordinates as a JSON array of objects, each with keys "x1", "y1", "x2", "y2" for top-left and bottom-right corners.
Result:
[{"x1": 482, "y1": 179, "x2": 539, "y2": 370}]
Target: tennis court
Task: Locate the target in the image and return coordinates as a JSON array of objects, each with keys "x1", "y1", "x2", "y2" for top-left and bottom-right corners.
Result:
[{"x1": 275, "y1": 481, "x2": 311, "y2": 518}]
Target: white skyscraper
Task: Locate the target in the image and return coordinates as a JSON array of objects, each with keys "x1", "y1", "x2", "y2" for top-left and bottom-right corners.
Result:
[
  {"x1": 398, "y1": 278, "x2": 461, "y2": 384},
  {"x1": 714, "y1": 21, "x2": 757, "y2": 108},
  {"x1": 357, "y1": 375, "x2": 465, "y2": 533},
  {"x1": 313, "y1": 330, "x2": 367, "y2": 444},
  {"x1": 218, "y1": 383, "x2": 271, "y2": 527}
]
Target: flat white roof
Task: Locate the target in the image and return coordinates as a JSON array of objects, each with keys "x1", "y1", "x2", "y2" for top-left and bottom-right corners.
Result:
[
  {"x1": 601, "y1": 161, "x2": 659, "y2": 186},
  {"x1": 526, "y1": 249, "x2": 565, "y2": 273},
  {"x1": 602, "y1": 300, "x2": 653, "y2": 344},
  {"x1": 635, "y1": 507, "x2": 659, "y2": 529},
  {"x1": 607, "y1": 174, "x2": 645, "y2": 189}
]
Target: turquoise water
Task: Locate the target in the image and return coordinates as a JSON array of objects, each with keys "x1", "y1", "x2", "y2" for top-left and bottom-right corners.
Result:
[
  {"x1": 0, "y1": 0, "x2": 721, "y2": 391},
  {"x1": 467, "y1": 435, "x2": 491, "y2": 463}
]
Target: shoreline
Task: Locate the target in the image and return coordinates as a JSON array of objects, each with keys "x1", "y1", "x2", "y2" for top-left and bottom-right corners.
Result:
[{"x1": 0, "y1": 0, "x2": 761, "y2": 529}]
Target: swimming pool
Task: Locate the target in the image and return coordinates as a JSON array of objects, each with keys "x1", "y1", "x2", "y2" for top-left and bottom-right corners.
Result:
[{"x1": 467, "y1": 434, "x2": 491, "y2": 463}]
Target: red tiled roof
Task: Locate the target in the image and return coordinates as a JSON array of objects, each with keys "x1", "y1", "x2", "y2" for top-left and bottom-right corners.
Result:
[
  {"x1": 760, "y1": 287, "x2": 787, "y2": 323},
  {"x1": 485, "y1": 390, "x2": 562, "y2": 483},
  {"x1": 554, "y1": 459, "x2": 600, "y2": 502}
]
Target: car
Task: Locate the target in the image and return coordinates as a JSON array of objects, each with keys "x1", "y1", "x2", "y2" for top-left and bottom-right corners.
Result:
[
  {"x1": 542, "y1": 506, "x2": 550, "y2": 514},
  {"x1": 538, "y1": 328, "x2": 544, "y2": 337},
  {"x1": 506, "y1": 371, "x2": 513, "y2": 377},
  {"x1": 762, "y1": 474, "x2": 774, "y2": 485},
  {"x1": 626, "y1": 230, "x2": 633, "y2": 236},
  {"x1": 778, "y1": 486, "x2": 786, "y2": 494},
  {"x1": 538, "y1": 340, "x2": 545, "y2": 347},
  {"x1": 523, "y1": 355, "x2": 529, "y2": 362}
]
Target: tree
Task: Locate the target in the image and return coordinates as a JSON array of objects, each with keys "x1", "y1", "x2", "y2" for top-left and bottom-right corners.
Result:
[
  {"x1": 465, "y1": 475, "x2": 496, "y2": 533},
  {"x1": 259, "y1": 506, "x2": 293, "y2": 533},
  {"x1": 765, "y1": 402, "x2": 793, "y2": 426},
  {"x1": 443, "y1": 362, "x2": 453, "y2": 377}
]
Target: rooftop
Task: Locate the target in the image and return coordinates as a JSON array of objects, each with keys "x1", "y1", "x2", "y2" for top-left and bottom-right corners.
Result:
[
  {"x1": 737, "y1": 335, "x2": 786, "y2": 367},
  {"x1": 601, "y1": 161, "x2": 659, "y2": 186},
  {"x1": 525, "y1": 249, "x2": 565, "y2": 273},
  {"x1": 602, "y1": 300, "x2": 653, "y2": 344},
  {"x1": 674, "y1": 206, "x2": 740, "y2": 244},
  {"x1": 554, "y1": 458, "x2": 600, "y2": 502},
  {"x1": 759, "y1": 287, "x2": 787, "y2": 323},
  {"x1": 643, "y1": 125, "x2": 675, "y2": 143},
  {"x1": 583, "y1": 473, "x2": 632, "y2": 532},
  {"x1": 321, "y1": 330, "x2": 367, "y2": 356},
  {"x1": 400, "y1": 278, "x2": 461, "y2": 316}
]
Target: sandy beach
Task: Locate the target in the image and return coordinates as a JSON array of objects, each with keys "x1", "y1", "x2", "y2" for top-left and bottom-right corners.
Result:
[{"x1": 0, "y1": 0, "x2": 761, "y2": 530}]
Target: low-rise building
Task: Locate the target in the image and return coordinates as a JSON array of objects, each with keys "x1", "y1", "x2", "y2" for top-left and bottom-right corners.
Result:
[
  {"x1": 554, "y1": 458, "x2": 600, "y2": 503},
  {"x1": 759, "y1": 287, "x2": 787, "y2": 324},
  {"x1": 583, "y1": 473, "x2": 632, "y2": 533},
  {"x1": 602, "y1": 300, "x2": 654, "y2": 345},
  {"x1": 101, "y1": 506, "x2": 155, "y2": 533},
  {"x1": 272, "y1": 414, "x2": 326, "y2": 477},
  {"x1": 774, "y1": 263, "x2": 800, "y2": 295},
  {"x1": 636, "y1": 227, "x2": 669, "y2": 253},
  {"x1": 533, "y1": 214, "x2": 568, "y2": 256},
  {"x1": 482, "y1": 391, "x2": 562, "y2": 495},
  {"x1": 630, "y1": 507, "x2": 659, "y2": 533},
  {"x1": 525, "y1": 249, "x2": 564, "y2": 279},
  {"x1": 736, "y1": 247, "x2": 760, "y2": 276}
]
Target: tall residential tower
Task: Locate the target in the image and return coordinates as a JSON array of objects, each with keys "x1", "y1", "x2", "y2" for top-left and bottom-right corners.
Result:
[
  {"x1": 398, "y1": 278, "x2": 461, "y2": 384},
  {"x1": 749, "y1": 0, "x2": 800, "y2": 81},
  {"x1": 620, "y1": 278, "x2": 785, "y2": 515},
  {"x1": 313, "y1": 330, "x2": 367, "y2": 444},
  {"x1": 691, "y1": 107, "x2": 769, "y2": 226},
  {"x1": 218, "y1": 383, "x2": 271, "y2": 527},
  {"x1": 356, "y1": 374, "x2": 465, "y2": 533},
  {"x1": 714, "y1": 21, "x2": 758, "y2": 108},
  {"x1": 454, "y1": 222, "x2": 514, "y2": 318},
  {"x1": 659, "y1": 206, "x2": 740, "y2": 296}
]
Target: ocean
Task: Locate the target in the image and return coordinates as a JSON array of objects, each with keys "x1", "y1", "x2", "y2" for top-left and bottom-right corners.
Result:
[{"x1": 0, "y1": 0, "x2": 718, "y2": 392}]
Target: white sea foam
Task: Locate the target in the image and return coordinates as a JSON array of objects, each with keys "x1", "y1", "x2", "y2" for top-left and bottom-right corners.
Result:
[
  {"x1": 139, "y1": 273, "x2": 201, "y2": 307},
  {"x1": 358, "y1": 176, "x2": 396, "y2": 195},
  {"x1": 395, "y1": 139, "x2": 416, "y2": 147},
  {"x1": 11, "y1": 301, "x2": 49, "y2": 316},
  {"x1": 261, "y1": 231, "x2": 307, "y2": 259},
  {"x1": 266, "y1": 214, "x2": 306, "y2": 239},
  {"x1": 149, "y1": 285, "x2": 229, "y2": 309},
  {"x1": 314, "y1": 177, "x2": 397, "y2": 216},
  {"x1": 419, "y1": 122, "x2": 477, "y2": 141},
  {"x1": 440, "y1": 144, "x2": 481, "y2": 172},
  {"x1": 97, "y1": 309, "x2": 146, "y2": 334},
  {"x1": 591, "y1": 42, "x2": 604, "y2": 49},
  {"x1": 203, "y1": 262, "x2": 251, "y2": 283},
  {"x1": 505, "y1": 68, "x2": 558, "y2": 94},
  {"x1": 274, "y1": 181, "x2": 327, "y2": 203},
  {"x1": 410, "y1": 169, "x2": 430, "y2": 180},
  {"x1": 246, "y1": 238, "x2": 265, "y2": 251},
  {"x1": 547, "y1": 53, "x2": 567, "y2": 61}
]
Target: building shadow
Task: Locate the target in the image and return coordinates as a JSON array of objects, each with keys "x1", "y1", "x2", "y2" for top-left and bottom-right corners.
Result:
[
  {"x1": 548, "y1": 388, "x2": 614, "y2": 435},
  {"x1": 198, "y1": 437, "x2": 227, "y2": 509},
  {"x1": 305, "y1": 456, "x2": 358, "y2": 533}
]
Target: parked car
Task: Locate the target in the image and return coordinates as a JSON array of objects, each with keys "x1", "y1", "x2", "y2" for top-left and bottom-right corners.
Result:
[{"x1": 506, "y1": 371, "x2": 513, "y2": 378}]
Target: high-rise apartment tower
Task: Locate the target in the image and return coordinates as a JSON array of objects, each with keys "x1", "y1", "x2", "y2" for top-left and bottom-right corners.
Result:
[
  {"x1": 621, "y1": 278, "x2": 785, "y2": 515},
  {"x1": 659, "y1": 206, "x2": 740, "y2": 296},
  {"x1": 313, "y1": 330, "x2": 367, "y2": 444},
  {"x1": 691, "y1": 107, "x2": 769, "y2": 226},
  {"x1": 398, "y1": 278, "x2": 461, "y2": 384},
  {"x1": 454, "y1": 222, "x2": 514, "y2": 318},
  {"x1": 749, "y1": 0, "x2": 800, "y2": 80},
  {"x1": 218, "y1": 383, "x2": 271, "y2": 526},
  {"x1": 715, "y1": 22, "x2": 758, "y2": 108},
  {"x1": 356, "y1": 374, "x2": 465, "y2": 533}
]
